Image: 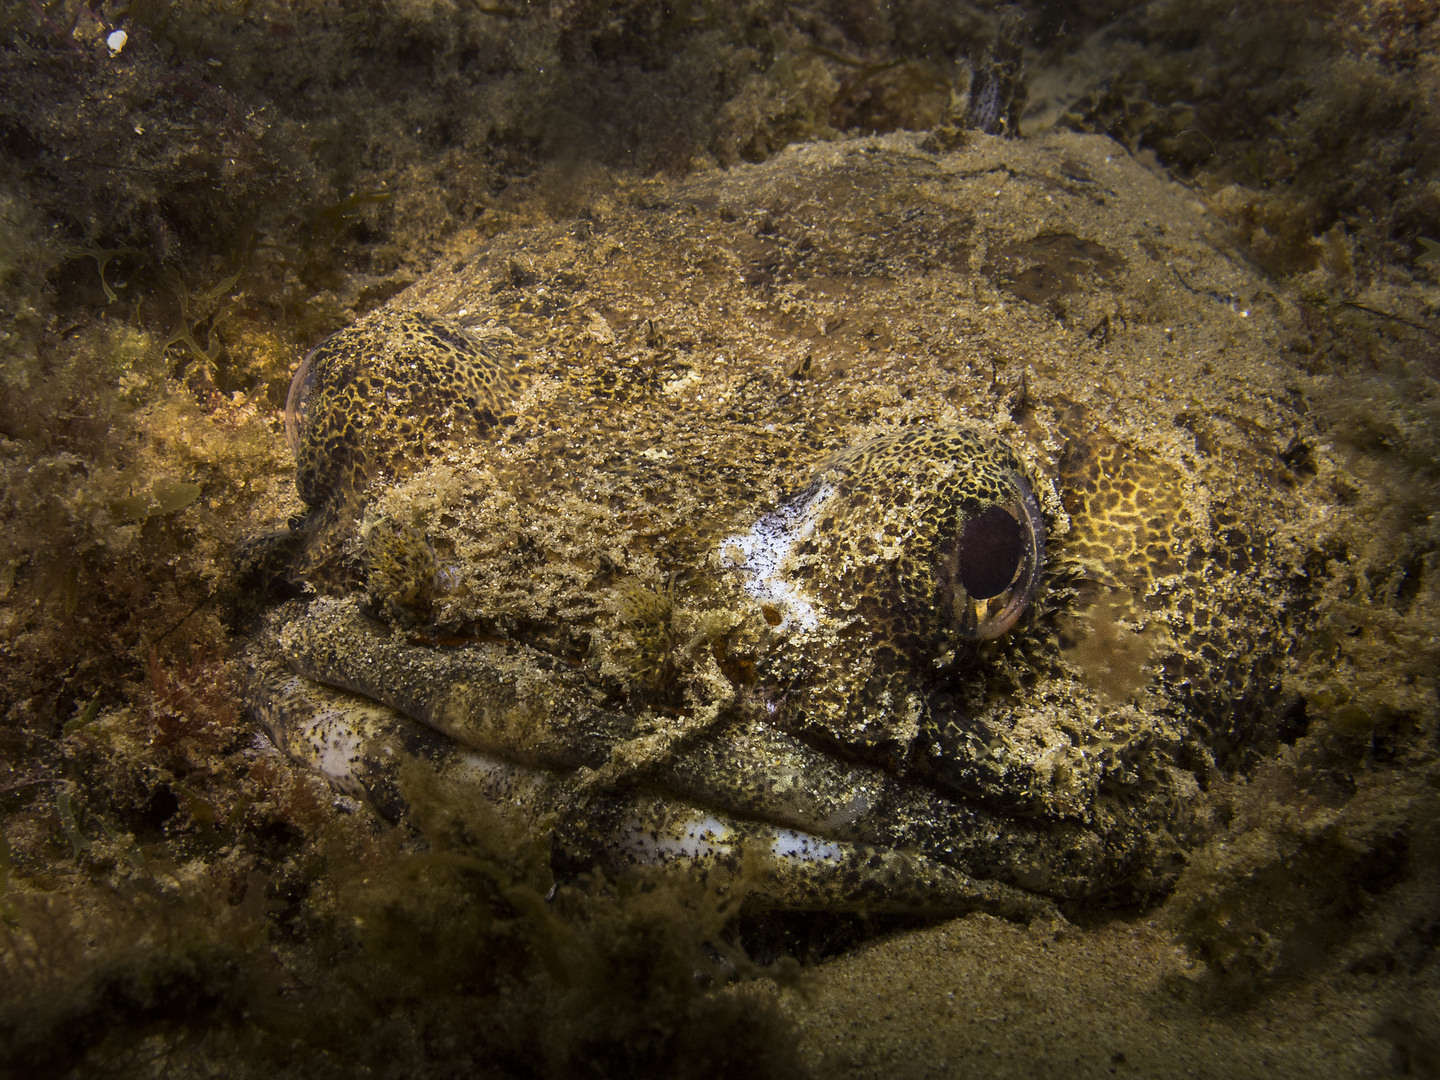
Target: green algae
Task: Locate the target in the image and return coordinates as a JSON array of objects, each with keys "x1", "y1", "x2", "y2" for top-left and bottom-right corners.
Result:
[
  {"x1": 55, "y1": 791, "x2": 91, "y2": 860},
  {"x1": 0, "y1": 830, "x2": 15, "y2": 927},
  {"x1": 61, "y1": 698, "x2": 102, "y2": 737},
  {"x1": 64, "y1": 241, "x2": 146, "y2": 306},
  {"x1": 0, "y1": 1, "x2": 1435, "y2": 1075},
  {"x1": 363, "y1": 520, "x2": 452, "y2": 629},
  {"x1": 0, "y1": 758, "x2": 804, "y2": 1079},
  {"x1": 109, "y1": 478, "x2": 203, "y2": 524}
]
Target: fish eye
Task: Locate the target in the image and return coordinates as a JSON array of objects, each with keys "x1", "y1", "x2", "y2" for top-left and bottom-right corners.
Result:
[
  {"x1": 727, "y1": 426, "x2": 1045, "y2": 647},
  {"x1": 958, "y1": 504, "x2": 1026, "y2": 600},
  {"x1": 284, "y1": 344, "x2": 322, "y2": 458},
  {"x1": 949, "y1": 475, "x2": 1045, "y2": 642},
  {"x1": 284, "y1": 311, "x2": 523, "y2": 512}
]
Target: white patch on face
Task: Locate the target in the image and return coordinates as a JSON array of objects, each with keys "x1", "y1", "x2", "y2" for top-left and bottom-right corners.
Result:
[
  {"x1": 452, "y1": 750, "x2": 551, "y2": 809},
  {"x1": 619, "y1": 813, "x2": 735, "y2": 864},
  {"x1": 769, "y1": 829, "x2": 844, "y2": 863},
  {"x1": 292, "y1": 685, "x2": 365, "y2": 783},
  {"x1": 722, "y1": 481, "x2": 835, "y2": 632}
]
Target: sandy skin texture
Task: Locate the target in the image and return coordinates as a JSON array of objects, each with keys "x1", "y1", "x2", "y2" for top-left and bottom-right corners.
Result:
[
  {"x1": 254, "y1": 125, "x2": 1313, "y2": 912},
  {"x1": 249, "y1": 125, "x2": 1435, "y2": 1073},
  {"x1": 0, "y1": 3, "x2": 1436, "y2": 1075}
]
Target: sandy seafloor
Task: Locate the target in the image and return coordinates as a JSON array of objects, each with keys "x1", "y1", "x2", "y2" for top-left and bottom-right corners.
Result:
[
  {"x1": 0, "y1": 2, "x2": 1437, "y2": 1077},
  {"x1": 788, "y1": 915, "x2": 1393, "y2": 1076}
]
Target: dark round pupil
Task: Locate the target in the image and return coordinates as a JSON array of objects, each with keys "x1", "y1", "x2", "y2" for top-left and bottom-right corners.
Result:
[{"x1": 958, "y1": 505, "x2": 1025, "y2": 600}]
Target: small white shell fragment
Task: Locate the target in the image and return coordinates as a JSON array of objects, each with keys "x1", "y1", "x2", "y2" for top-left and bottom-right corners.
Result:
[{"x1": 107, "y1": 29, "x2": 128, "y2": 57}]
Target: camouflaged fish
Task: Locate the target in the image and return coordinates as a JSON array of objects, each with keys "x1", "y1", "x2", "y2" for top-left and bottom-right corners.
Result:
[{"x1": 244, "y1": 130, "x2": 1331, "y2": 917}]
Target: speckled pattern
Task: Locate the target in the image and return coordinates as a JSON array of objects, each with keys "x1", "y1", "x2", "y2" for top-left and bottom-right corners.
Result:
[
  {"x1": 248, "y1": 130, "x2": 1337, "y2": 913},
  {"x1": 740, "y1": 425, "x2": 1046, "y2": 769},
  {"x1": 287, "y1": 309, "x2": 529, "y2": 579}
]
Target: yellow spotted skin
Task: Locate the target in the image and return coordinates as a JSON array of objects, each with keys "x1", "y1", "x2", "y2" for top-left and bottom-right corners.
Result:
[
  {"x1": 1050, "y1": 402, "x2": 1301, "y2": 768},
  {"x1": 753, "y1": 426, "x2": 1043, "y2": 767},
  {"x1": 252, "y1": 131, "x2": 1350, "y2": 911},
  {"x1": 1056, "y1": 421, "x2": 1188, "y2": 590},
  {"x1": 290, "y1": 310, "x2": 528, "y2": 578}
]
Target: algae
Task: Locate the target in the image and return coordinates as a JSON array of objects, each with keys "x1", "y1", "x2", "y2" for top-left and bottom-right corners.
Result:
[{"x1": 0, "y1": 0, "x2": 1436, "y2": 1076}]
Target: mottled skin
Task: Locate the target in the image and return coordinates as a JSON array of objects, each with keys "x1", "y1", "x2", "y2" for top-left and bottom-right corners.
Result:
[
  {"x1": 727, "y1": 425, "x2": 1046, "y2": 769},
  {"x1": 246, "y1": 130, "x2": 1332, "y2": 915},
  {"x1": 284, "y1": 311, "x2": 529, "y2": 582}
]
